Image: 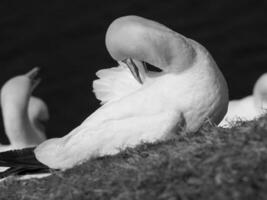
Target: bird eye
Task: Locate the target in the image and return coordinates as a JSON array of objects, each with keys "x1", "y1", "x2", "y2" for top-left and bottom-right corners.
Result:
[{"x1": 143, "y1": 62, "x2": 162, "y2": 72}]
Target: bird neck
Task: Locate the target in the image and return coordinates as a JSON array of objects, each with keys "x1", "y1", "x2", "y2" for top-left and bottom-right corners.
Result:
[
  {"x1": 2, "y1": 100, "x2": 41, "y2": 147},
  {"x1": 30, "y1": 117, "x2": 46, "y2": 139}
]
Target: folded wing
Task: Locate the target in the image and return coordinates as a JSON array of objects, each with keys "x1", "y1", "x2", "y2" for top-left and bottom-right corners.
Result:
[
  {"x1": 0, "y1": 147, "x2": 50, "y2": 178},
  {"x1": 92, "y1": 61, "x2": 142, "y2": 105}
]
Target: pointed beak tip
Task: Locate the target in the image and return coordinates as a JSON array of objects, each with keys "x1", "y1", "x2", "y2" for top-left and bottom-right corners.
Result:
[
  {"x1": 25, "y1": 66, "x2": 42, "y2": 91},
  {"x1": 26, "y1": 67, "x2": 41, "y2": 80},
  {"x1": 123, "y1": 58, "x2": 145, "y2": 84}
]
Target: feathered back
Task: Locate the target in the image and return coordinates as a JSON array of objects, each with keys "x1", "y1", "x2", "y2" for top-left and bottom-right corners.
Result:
[{"x1": 92, "y1": 61, "x2": 142, "y2": 104}]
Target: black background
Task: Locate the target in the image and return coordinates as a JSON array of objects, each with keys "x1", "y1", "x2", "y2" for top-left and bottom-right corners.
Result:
[{"x1": 0, "y1": 0, "x2": 266, "y2": 143}]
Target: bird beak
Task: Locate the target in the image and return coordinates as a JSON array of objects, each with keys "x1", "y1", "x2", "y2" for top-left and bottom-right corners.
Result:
[
  {"x1": 25, "y1": 67, "x2": 42, "y2": 91},
  {"x1": 122, "y1": 58, "x2": 147, "y2": 84}
]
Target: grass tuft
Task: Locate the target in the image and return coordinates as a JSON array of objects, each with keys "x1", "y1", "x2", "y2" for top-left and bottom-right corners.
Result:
[{"x1": 1, "y1": 116, "x2": 267, "y2": 200}]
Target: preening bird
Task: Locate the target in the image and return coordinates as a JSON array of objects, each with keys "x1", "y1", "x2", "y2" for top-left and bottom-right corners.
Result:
[
  {"x1": 0, "y1": 16, "x2": 228, "y2": 177},
  {"x1": 0, "y1": 67, "x2": 48, "y2": 151},
  {"x1": 219, "y1": 73, "x2": 267, "y2": 127}
]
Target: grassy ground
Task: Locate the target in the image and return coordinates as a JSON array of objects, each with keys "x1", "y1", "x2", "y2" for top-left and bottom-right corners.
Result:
[{"x1": 1, "y1": 117, "x2": 267, "y2": 200}]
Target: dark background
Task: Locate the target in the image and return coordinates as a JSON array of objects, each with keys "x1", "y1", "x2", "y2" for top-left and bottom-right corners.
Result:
[{"x1": 0, "y1": 0, "x2": 266, "y2": 143}]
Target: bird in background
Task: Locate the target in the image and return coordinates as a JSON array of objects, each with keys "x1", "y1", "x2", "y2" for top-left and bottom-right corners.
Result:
[
  {"x1": 0, "y1": 67, "x2": 49, "y2": 152},
  {"x1": 219, "y1": 73, "x2": 267, "y2": 127},
  {"x1": 0, "y1": 15, "x2": 228, "y2": 178}
]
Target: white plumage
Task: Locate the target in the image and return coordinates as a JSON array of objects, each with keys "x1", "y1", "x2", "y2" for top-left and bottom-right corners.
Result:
[
  {"x1": 0, "y1": 68, "x2": 48, "y2": 151},
  {"x1": 220, "y1": 73, "x2": 267, "y2": 127},
  {"x1": 33, "y1": 16, "x2": 228, "y2": 170},
  {"x1": 93, "y1": 61, "x2": 142, "y2": 105},
  {"x1": 0, "y1": 16, "x2": 228, "y2": 174},
  {"x1": 0, "y1": 68, "x2": 49, "y2": 176}
]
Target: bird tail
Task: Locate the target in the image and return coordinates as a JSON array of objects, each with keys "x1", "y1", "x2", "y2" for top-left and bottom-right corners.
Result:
[{"x1": 0, "y1": 147, "x2": 50, "y2": 178}]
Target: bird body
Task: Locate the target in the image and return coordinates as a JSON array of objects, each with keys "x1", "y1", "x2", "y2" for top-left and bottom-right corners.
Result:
[
  {"x1": 0, "y1": 68, "x2": 48, "y2": 150},
  {"x1": 34, "y1": 16, "x2": 228, "y2": 169},
  {"x1": 220, "y1": 73, "x2": 267, "y2": 127},
  {"x1": 0, "y1": 16, "x2": 228, "y2": 175},
  {"x1": 0, "y1": 68, "x2": 49, "y2": 176}
]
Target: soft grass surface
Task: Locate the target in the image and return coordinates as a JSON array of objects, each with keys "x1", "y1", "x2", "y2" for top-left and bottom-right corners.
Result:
[{"x1": 1, "y1": 117, "x2": 267, "y2": 200}]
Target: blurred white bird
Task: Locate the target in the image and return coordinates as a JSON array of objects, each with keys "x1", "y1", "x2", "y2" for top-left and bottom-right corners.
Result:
[
  {"x1": 0, "y1": 16, "x2": 228, "y2": 177},
  {"x1": 219, "y1": 73, "x2": 267, "y2": 127},
  {"x1": 0, "y1": 67, "x2": 48, "y2": 151}
]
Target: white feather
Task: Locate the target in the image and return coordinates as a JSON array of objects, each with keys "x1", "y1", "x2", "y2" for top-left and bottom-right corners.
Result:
[
  {"x1": 32, "y1": 16, "x2": 228, "y2": 170},
  {"x1": 219, "y1": 96, "x2": 267, "y2": 127},
  {"x1": 92, "y1": 61, "x2": 142, "y2": 104}
]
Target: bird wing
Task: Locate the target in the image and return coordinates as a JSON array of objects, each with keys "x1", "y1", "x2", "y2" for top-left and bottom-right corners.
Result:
[
  {"x1": 0, "y1": 147, "x2": 50, "y2": 178},
  {"x1": 92, "y1": 61, "x2": 142, "y2": 105},
  {"x1": 45, "y1": 110, "x2": 184, "y2": 169}
]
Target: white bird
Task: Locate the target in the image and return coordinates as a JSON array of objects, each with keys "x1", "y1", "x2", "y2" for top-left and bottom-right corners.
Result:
[
  {"x1": 0, "y1": 16, "x2": 228, "y2": 177},
  {"x1": 0, "y1": 67, "x2": 48, "y2": 151},
  {"x1": 219, "y1": 73, "x2": 267, "y2": 127}
]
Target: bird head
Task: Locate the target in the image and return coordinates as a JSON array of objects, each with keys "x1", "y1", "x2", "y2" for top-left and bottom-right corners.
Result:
[
  {"x1": 105, "y1": 15, "x2": 196, "y2": 84},
  {"x1": 105, "y1": 15, "x2": 228, "y2": 128},
  {"x1": 253, "y1": 73, "x2": 267, "y2": 110},
  {"x1": 0, "y1": 67, "x2": 41, "y2": 112}
]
